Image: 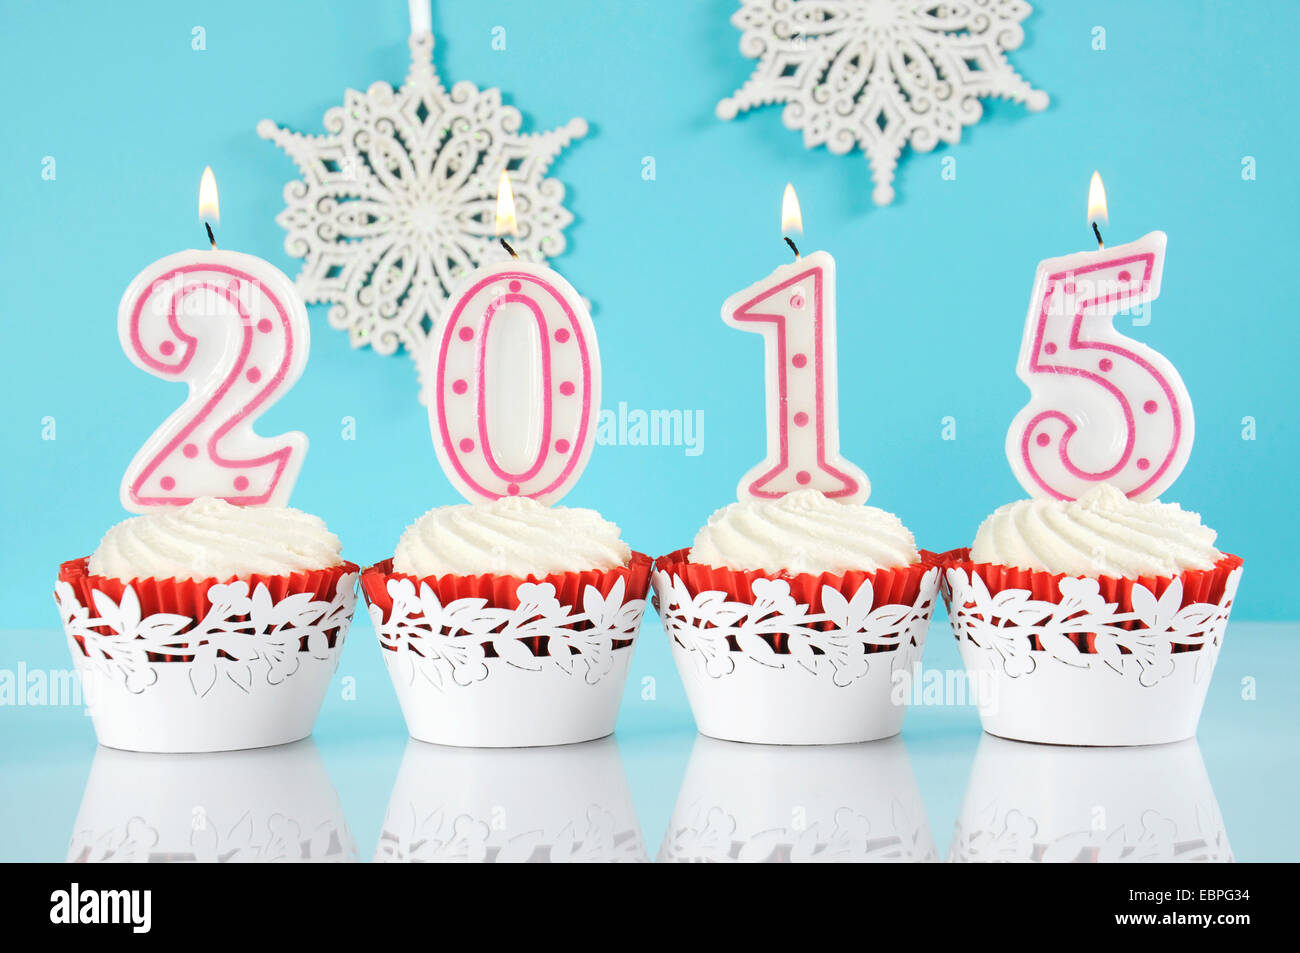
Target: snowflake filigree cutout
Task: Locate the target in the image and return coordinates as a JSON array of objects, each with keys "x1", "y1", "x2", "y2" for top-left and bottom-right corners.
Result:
[
  {"x1": 259, "y1": 31, "x2": 587, "y2": 401},
  {"x1": 652, "y1": 567, "x2": 939, "y2": 685},
  {"x1": 717, "y1": 0, "x2": 1049, "y2": 205}
]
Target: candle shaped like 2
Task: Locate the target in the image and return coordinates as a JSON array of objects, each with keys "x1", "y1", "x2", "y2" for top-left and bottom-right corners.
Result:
[
  {"x1": 721, "y1": 186, "x2": 868, "y2": 503},
  {"x1": 118, "y1": 170, "x2": 309, "y2": 511},
  {"x1": 431, "y1": 173, "x2": 600, "y2": 504},
  {"x1": 1007, "y1": 175, "x2": 1191, "y2": 502}
]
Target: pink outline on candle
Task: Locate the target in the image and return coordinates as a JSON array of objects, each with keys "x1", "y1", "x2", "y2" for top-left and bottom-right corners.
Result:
[
  {"x1": 436, "y1": 271, "x2": 593, "y2": 500},
  {"x1": 1018, "y1": 250, "x2": 1183, "y2": 500},
  {"x1": 730, "y1": 266, "x2": 862, "y2": 500},
  {"x1": 124, "y1": 264, "x2": 296, "y2": 507},
  {"x1": 475, "y1": 292, "x2": 554, "y2": 483}
]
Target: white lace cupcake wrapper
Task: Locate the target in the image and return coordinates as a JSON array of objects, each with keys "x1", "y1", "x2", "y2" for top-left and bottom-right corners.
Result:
[
  {"x1": 941, "y1": 563, "x2": 1243, "y2": 686},
  {"x1": 55, "y1": 572, "x2": 359, "y2": 698},
  {"x1": 651, "y1": 565, "x2": 941, "y2": 686}
]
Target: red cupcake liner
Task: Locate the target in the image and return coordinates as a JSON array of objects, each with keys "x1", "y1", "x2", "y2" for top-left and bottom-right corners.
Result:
[
  {"x1": 937, "y1": 548, "x2": 1244, "y2": 655},
  {"x1": 57, "y1": 557, "x2": 361, "y2": 662},
  {"x1": 361, "y1": 552, "x2": 653, "y2": 658},
  {"x1": 653, "y1": 548, "x2": 943, "y2": 654}
]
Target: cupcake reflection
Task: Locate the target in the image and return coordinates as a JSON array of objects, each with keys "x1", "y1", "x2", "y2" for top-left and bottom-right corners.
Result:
[
  {"x1": 950, "y1": 735, "x2": 1231, "y2": 862},
  {"x1": 67, "y1": 739, "x2": 355, "y2": 862},
  {"x1": 376, "y1": 737, "x2": 646, "y2": 862},
  {"x1": 659, "y1": 735, "x2": 936, "y2": 862}
]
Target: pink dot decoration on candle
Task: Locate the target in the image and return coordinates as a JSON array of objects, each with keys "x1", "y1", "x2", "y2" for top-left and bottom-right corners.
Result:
[
  {"x1": 234, "y1": 475, "x2": 250, "y2": 490},
  {"x1": 1008, "y1": 229, "x2": 1189, "y2": 502},
  {"x1": 433, "y1": 267, "x2": 601, "y2": 506},
  {"x1": 117, "y1": 253, "x2": 309, "y2": 512},
  {"x1": 720, "y1": 247, "x2": 869, "y2": 503}
]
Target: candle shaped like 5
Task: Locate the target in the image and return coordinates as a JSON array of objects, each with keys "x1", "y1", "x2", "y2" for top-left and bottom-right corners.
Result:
[
  {"x1": 1008, "y1": 176, "x2": 1192, "y2": 502},
  {"x1": 430, "y1": 174, "x2": 600, "y2": 504},
  {"x1": 721, "y1": 186, "x2": 868, "y2": 504},
  {"x1": 118, "y1": 169, "x2": 309, "y2": 511}
]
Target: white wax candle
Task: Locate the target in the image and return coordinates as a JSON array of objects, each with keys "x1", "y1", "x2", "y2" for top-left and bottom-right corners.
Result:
[
  {"x1": 1007, "y1": 229, "x2": 1192, "y2": 501},
  {"x1": 118, "y1": 248, "x2": 309, "y2": 512},
  {"x1": 431, "y1": 258, "x2": 600, "y2": 504},
  {"x1": 721, "y1": 248, "x2": 869, "y2": 504}
]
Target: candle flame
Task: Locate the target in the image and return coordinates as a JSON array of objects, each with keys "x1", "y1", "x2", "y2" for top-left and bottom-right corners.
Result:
[
  {"x1": 495, "y1": 170, "x2": 518, "y2": 237},
  {"x1": 781, "y1": 182, "x2": 803, "y2": 235},
  {"x1": 1086, "y1": 171, "x2": 1108, "y2": 228},
  {"x1": 199, "y1": 166, "x2": 220, "y2": 225}
]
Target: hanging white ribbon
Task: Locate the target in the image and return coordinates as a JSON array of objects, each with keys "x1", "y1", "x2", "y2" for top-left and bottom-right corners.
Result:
[{"x1": 408, "y1": 0, "x2": 432, "y2": 36}]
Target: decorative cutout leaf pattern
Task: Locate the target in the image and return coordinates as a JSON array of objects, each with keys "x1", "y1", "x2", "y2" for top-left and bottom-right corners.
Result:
[
  {"x1": 55, "y1": 574, "x2": 358, "y2": 698},
  {"x1": 652, "y1": 567, "x2": 939, "y2": 685}
]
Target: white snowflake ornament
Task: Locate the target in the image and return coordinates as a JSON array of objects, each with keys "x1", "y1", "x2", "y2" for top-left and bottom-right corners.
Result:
[
  {"x1": 259, "y1": 22, "x2": 587, "y2": 401},
  {"x1": 717, "y1": 0, "x2": 1049, "y2": 205}
]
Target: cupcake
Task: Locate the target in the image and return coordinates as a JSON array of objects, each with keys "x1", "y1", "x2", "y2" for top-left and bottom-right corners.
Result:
[
  {"x1": 360, "y1": 495, "x2": 652, "y2": 748},
  {"x1": 940, "y1": 484, "x2": 1243, "y2": 746},
  {"x1": 55, "y1": 497, "x2": 360, "y2": 753},
  {"x1": 652, "y1": 489, "x2": 940, "y2": 745}
]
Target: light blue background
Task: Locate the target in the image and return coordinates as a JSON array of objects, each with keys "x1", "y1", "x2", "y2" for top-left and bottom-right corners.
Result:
[
  {"x1": 3, "y1": 0, "x2": 1295, "y2": 621},
  {"x1": 2, "y1": 0, "x2": 1298, "y2": 863}
]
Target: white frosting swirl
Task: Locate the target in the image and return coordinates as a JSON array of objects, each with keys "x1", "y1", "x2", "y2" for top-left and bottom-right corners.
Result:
[
  {"x1": 689, "y1": 489, "x2": 920, "y2": 574},
  {"x1": 970, "y1": 483, "x2": 1222, "y2": 577},
  {"x1": 89, "y1": 497, "x2": 344, "y2": 581},
  {"x1": 392, "y1": 496, "x2": 631, "y2": 577}
]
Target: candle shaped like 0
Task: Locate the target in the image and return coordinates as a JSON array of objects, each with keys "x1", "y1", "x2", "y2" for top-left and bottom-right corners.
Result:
[
  {"x1": 1007, "y1": 173, "x2": 1192, "y2": 502},
  {"x1": 721, "y1": 185, "x2": 869, "y2": 504},
  {"x1": 117, "y1": 168, "x2": 309, "y2": 511},
  {"x1": 430, "y1": 173, "x2": 600, "y2": 504}
]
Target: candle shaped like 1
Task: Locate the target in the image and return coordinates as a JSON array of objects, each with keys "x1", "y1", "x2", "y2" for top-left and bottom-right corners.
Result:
[
  {"x1": 1007, "y1": 173, "x2": 1192, "y2": 502},
  {"x1": 721, "y1": 185, "x2": 868, "y2": 503},
  {"x1": 117, "y1": 168, "x2": 309, "y2": 511},
  {"x1": 430, "y1": 172, "x2": 600, "y2": 504}
]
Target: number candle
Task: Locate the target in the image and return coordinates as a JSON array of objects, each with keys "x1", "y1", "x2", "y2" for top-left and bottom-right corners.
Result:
[
  {"x1": 720, "y1": 184, "x2": 869, "y2": 504},
  {"x1": 430, "y1": 172, "x2": 600, "y2": 505},
  {"x1": 1007, "y1": 172, "x2": 1192, "y2": 502},
  {"x1": 118, "y1": 168, "x2": 310, "y2": 512}
]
